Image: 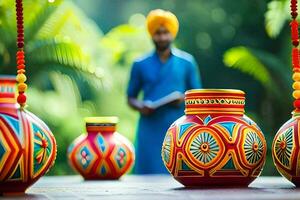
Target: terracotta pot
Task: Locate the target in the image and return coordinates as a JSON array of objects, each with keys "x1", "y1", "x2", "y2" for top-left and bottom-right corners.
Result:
[
  {"x1": 67, "y1": 117, "x2": 135, "y2": 180},
  {"x1": 272, "y1": 114, "x2": 300, "y2": 186},
  {"x1": 0, "y1": 75, "x2": 57, "y2": 195},
  {"x1": 161, "y1": 89, "x2": 267, "y2": 187}
]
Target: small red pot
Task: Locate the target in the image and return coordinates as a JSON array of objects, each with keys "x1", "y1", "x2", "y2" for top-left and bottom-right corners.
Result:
[{"x1": 68, "y1": 117, "x2": 135, "y2": 180}]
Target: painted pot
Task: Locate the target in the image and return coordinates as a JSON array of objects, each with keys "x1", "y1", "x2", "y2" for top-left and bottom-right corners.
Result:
[
  {"x1": 161, "y1": 89, "x2": 267, "y2": 187},
  {"x1": 67, "y1": 117, "x2": 135, "y2": 180},
  {"x1": 272, "y1": 114, "x2": 300, "y2": 186},
  {"x1": 0, "y1": 76, "x2": 57, "y2": 195}
]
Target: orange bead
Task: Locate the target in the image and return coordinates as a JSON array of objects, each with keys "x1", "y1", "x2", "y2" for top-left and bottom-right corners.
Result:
[
  {"x1": 293, "y1": 72, "x2": 300, "y2": 81},
  {"x1": 17, "y1": 69, "x2": 25, "y2": 74},
  {"x1": 293, "y1": 82, "x2": 300, "y2": 90},
  {"x1": 18, "y1": 83, "x2": 27, "y2": 92},
  {"x1": 293, "y1": 90, "x2": 300, "y2": 99}
]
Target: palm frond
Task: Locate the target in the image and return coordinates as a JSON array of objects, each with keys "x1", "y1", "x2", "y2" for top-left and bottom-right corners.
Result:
[
  {"x1": 223, "y1": 46, "x2": 284, "y2": 98},
  {"x1": 224, "y1": 46, "x2": 272, "y2": 85},
  {"x1": 0, "y1": 0, "x2": 17, "y2": 50},
  {"x1": 250, "y1": 48, "x2": 292, "y2": 86},
  {"x1": 265, "y1": 0, "x2": 289, "y2": 38},
  {"x1": 32, "y1": 64, "x2": 104, "y2": 99},
  {"x1": 24, "y1": 0, "x2": 62, "y2": 42},
  {"x1": 26, "y1": 38, "x2": 101, "y2": 77}
]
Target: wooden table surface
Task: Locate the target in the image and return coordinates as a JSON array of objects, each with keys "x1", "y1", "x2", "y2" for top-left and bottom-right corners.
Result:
[{"x1": 1, "y1": 175, "x2": 299, "y2": 200}]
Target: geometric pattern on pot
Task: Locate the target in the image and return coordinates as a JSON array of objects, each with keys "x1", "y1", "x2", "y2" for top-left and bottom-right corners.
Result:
[
  {"x1": 185, "y1": 128, "x2": 225, "y2": 169},
  {"x1": 162, "y1": 130, "x2": 174, "y2": 166},
  {"x1": 75, "y1": 142, "x2": 96, "y2": 173},
  {"x1": 110, "y1": 145, "x2": 129, "y2": 172},
  {"x1": 273, "y1": 127, "x2": 294, "y2": 170},
  {"x1": 241, "y1": 128, "x2": 265, "y2": 166}
]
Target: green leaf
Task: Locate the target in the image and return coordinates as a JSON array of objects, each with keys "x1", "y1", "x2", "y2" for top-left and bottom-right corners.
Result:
[
  {"x1": 265, "y1": 0, "x2": 289, "y2": 38},
  {"x1": 26, "y1": 38, "x2": 99, "y2": 77},
  {"x1": 25, "y1": 0, "x2": 62, "y2": 42},
  {"x1": 224, "y1": 46, "x2": 272, "y2": 85},
  {"x1": 223, "y1": 46, "x2": 292, "y2": 100}
]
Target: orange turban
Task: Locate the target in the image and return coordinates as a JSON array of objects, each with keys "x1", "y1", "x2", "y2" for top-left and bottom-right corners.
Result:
[{"x1": 146, "y1": 9, "x2": 179, "y2": 38}]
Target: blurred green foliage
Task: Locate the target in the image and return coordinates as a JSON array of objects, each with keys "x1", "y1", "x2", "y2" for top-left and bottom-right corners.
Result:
[{"x1": 0, "y1": 0, "x2": 295, "y2": 176}]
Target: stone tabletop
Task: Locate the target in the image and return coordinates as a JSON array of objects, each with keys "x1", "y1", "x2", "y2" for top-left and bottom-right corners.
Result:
[{"x1": 1, "y1": 175, "x2": 299, "y2": 200}]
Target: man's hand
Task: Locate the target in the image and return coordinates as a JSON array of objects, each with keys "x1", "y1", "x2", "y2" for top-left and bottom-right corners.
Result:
[
  {"x1": 170, "y1": 96, "x2": 184, "y2": 107},
  {"x1": 128, "y1": 97, "x2": 155, "y2": 116},
  {"x1": 139, "y1": 103, "x2": 155, "y2": 115}
]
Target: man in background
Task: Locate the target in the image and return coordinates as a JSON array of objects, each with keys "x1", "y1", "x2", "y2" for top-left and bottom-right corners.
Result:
[{"x1": 127, "y1": 9, "x2": 202, "y2": 174}]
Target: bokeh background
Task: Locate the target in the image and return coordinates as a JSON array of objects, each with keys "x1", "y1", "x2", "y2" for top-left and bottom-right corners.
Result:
[{"x1": 0, "y1": 0, "x2": 293, "y2": 175}]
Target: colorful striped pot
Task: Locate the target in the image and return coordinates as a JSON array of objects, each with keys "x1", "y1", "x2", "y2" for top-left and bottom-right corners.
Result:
[
  {"x1": 272, "y1": 114, "x2": 300, "y2": 186},
  {"x1": 67, "y1": 117, "x2": 135, "y2": 180},
  {"x1": 0, "y1": 75, "x2": 57, "y2": 195}
]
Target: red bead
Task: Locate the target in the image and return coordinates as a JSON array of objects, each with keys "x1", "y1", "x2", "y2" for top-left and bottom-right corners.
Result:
[
  {"x1": 17, "y1": 59, "x2": 25, "y2": 65},
  {"x1": 291, "y1": 20, "x2": 299, "y2": 42},
  {"x1": 17, "y1": 42, "x2": 24, "y2": 48},
  {"x1": 292, "y1": 48, "x2": 299, "y2": 68},
  {"x1": 17, "y1": 64, "x2": 25, "y2": 69},
  {"x1": 17, "y1": 50, "x2": 24, "y2": 56},
  {"x1": 291, "y1": 0, "x2": 298, "y2": 17},
  {"x1": 16, "y1": 10, "x2": 23, "y2": 14},
  {"x1": 292, "y1": 12, "x2": 298, "y2": 16},
  {"x1": 293, "y1": 68, "x2": 300, "y2": 72},
  {"x1": 17, "y1": 54, "x2": 25, "y2": 59},
  {"x1": 16, "y1": 13, "x2": 23, "y2": 17},
  {"x1": 293, "y1": 40, "x2": 299, "y2": 46},
  {"x1": 294, "y1": 99, "x2": 300, "y2": 108},
  {"x1": 17, "y1": 93, "x2": 26, "y2": 104}
]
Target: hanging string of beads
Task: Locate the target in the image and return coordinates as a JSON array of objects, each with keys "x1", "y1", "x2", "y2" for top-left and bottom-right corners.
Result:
[
  {"x1": 291, "y1": 0, "x2": 300, "y2": 113},
  {"x1": 15, "y1": 0, "x2": 27, "y2": 108}
]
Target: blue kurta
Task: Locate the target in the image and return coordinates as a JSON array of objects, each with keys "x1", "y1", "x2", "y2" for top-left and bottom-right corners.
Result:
[{"x1": 127, "y1": 48, "x2": 202, "y2": 174}]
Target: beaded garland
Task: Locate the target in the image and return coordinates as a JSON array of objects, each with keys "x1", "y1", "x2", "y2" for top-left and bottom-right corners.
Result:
[
  {"x1": 291, "y1": 0, "x2": 300, "y2": 110},
  {"x1": 15, "y1": 0, "x2": 27, "y2": 108}
]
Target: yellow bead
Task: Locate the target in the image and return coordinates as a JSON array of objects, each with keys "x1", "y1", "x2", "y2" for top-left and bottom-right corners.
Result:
[
  {"x1": 293, "y1": 73, "x2": 300, "y2": 81},
  {"x1": 16, "y1": 73, "x2": 27, "y2": 83},
  {"x1": 293, "y1": 90, "x2": 300, "y2": 99},
  {"x1": 293, "y1": 82, "x2": 300, "y2": 90},
  {"x1": 18, "y1": 83, "x2": 27, "y2": 92}
]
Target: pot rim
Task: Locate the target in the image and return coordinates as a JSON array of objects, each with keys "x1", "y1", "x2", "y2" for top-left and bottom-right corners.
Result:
[
  {"x1": 185, "y1": 89, "x2": 245, "y2": 95},
  {"x1": 85, "y1": 116, "x2": 119, "y2": 124},
  {"x1": 0, "y1": 75, "x2": 16, "y2": 81}
]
